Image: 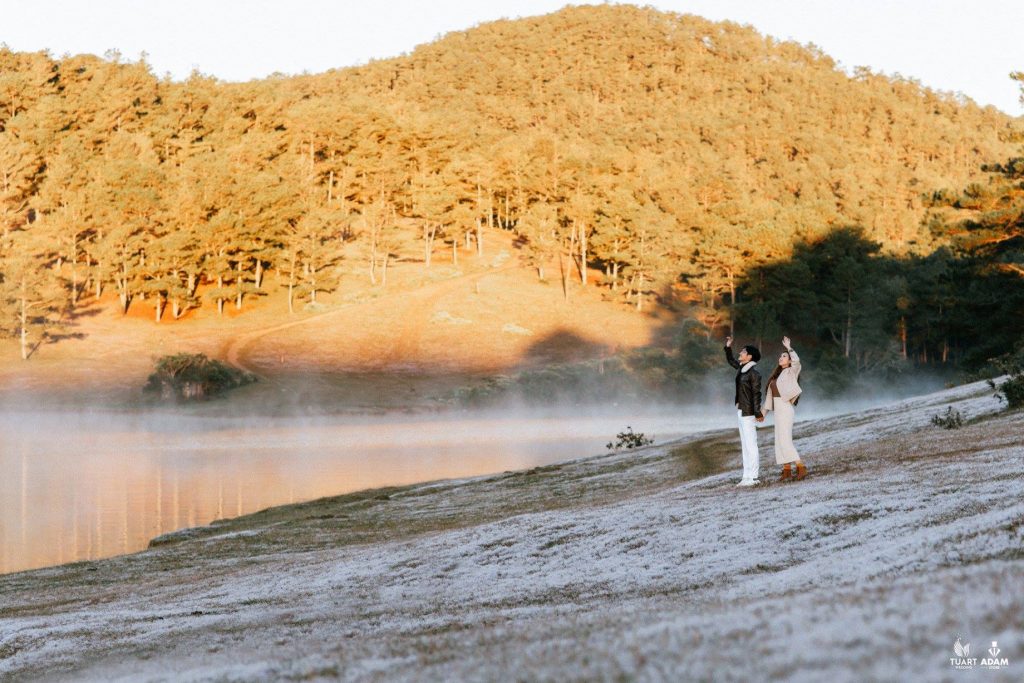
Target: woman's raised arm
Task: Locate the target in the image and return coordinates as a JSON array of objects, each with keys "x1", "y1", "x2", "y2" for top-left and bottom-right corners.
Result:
[{"x1": 784, "y1": 336, "x2": 801, "y2": 374}]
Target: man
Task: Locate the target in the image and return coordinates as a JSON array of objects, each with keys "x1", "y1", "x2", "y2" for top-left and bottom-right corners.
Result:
[{"x1": 725, "y1": 336, "x2": 763, "y2": 487}]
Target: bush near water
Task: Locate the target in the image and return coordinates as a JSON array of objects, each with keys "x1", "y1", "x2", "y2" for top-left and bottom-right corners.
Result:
[{"x1": 144, "y1": 353, "x2": 255, "y2": 401}]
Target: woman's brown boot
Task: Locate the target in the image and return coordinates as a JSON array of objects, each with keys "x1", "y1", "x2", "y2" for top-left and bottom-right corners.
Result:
[
  {"x1": 795, "y1": 462, "x2": 807, "y2": 480},
  {"x1": 779, "y1": 464, "x2": 793, "y2": 482}
]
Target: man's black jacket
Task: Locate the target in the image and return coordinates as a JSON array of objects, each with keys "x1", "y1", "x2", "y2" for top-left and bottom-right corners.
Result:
[{"x1": 725, "y1": 346, "x2": 762, "y2": 416}]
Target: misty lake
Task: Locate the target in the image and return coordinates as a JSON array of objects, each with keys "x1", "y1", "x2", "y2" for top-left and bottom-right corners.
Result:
[{"x1": 0, "y1": 408, "x2": 748, "y2": 575}]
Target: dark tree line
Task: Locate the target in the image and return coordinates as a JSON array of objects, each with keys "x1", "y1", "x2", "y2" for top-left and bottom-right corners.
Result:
[{"x1": 734, "y1": 153, "x2": 1024, "y2": 391}]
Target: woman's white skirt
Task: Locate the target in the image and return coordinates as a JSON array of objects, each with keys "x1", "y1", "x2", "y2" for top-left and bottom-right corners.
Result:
[{"x1": 773, "y1": 400, "x2": 800, "y2": 464}]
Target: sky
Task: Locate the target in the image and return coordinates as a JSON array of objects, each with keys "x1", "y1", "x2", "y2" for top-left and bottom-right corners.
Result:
[{"x1": 1, "y1": 0, "x2": 1023, "y2": 115}]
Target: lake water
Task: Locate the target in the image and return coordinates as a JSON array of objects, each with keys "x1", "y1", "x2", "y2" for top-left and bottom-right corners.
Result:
[{"x1": 0, "y1": 409, "x2": 739, "y2": 575}]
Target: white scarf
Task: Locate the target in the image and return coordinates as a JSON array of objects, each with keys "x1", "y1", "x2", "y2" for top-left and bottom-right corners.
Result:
[{"x1": 741, "y1": 361, "x2": 756, "y2": 373}]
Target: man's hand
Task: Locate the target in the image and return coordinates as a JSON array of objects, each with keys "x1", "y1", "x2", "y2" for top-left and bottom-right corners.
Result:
[
  {"x1": 756, "y1": 415, "x2": 765, "y2": 423},
  {"x1": 725, "y1": 336, "x2": 733, "y2": 348},
  {"x1": 782, "y1": 335, "x2": 791, "y2": 350}
]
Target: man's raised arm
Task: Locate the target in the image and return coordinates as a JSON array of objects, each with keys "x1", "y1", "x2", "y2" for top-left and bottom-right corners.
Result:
[{"x1": 724, "y1": 336, "x2": 740, "y2": 369}]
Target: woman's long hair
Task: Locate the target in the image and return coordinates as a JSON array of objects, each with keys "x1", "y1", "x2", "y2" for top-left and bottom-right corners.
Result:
[{"x1": 767, "y1": 353, "x2": 800, "y2": 406}]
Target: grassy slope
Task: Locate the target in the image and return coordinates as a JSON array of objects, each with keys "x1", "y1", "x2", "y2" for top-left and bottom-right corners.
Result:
[
  {"x1": 0, "y1": 380, "x2": 1021, "y2": 681},
  {"x1": 0, "y1": 230, "x2": 657, "y2": 410}
]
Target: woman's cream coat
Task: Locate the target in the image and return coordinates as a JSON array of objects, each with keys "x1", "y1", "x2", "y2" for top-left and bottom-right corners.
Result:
[{"x1": 761, "y1": 348, "x2": 801, "y2": 413}]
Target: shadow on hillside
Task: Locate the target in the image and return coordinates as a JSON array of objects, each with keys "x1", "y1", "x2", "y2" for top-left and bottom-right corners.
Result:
[
  {"x1": 461, "y1": 224, "x2": 1022, "y2": 407},
  {"x1": 24, "y1": 305, "x2": 101, "y2": 359},
  {"x1": 519, "y1": 328, "x2": 616, "y2": 366},
  {"x1": 728, "y1": 226, "x2": 1022, "y2": 391}
]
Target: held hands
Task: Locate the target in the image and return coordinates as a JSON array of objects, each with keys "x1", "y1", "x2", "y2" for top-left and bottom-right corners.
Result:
[{"x1": 756, "y1": 415, "x2": 765, "y2": 423}]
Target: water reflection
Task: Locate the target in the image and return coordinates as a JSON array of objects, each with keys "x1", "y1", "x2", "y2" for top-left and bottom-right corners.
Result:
[{"x1": 0, "y1": 411, "x2": 727, "y2": 574}]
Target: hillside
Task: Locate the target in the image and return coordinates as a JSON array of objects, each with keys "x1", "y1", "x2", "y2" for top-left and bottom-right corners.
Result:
[
  {"x1": 0, "y1": 229, "x2": 658, "y2": 407},
  {"x1": 337, "y1": 4, "x2": 1014, "y2": 252},
  {"x1": 1, "y1": 4, "x2": 1020, "y2": 379},
  {"x1": 1, "y1": 380, "x2": 1020, "y2": 680}
]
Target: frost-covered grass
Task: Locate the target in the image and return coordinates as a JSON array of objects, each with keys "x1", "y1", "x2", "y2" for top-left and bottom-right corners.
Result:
[{"x1": 1, "y1": 380, "x2": 1022, "y2": 681}]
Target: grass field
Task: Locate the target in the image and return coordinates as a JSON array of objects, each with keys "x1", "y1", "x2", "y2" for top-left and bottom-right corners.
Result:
[{"x1": 1, "y1": 380, "x2": 1020, "y2": 681}]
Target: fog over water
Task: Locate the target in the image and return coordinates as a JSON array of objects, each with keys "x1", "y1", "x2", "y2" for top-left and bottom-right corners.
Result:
[{"x1": 0, "y1": 381, "x2": 944, "y2": 575}]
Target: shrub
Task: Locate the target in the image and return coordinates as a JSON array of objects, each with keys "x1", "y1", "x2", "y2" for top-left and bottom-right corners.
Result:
[
  {"x1": 991, "y1": 374, "x2": 1024, "y2": 409},
  {"x1": 987, "y1": 352, "x2": 1024, "y2": 409},
  {"x1": 144, "y1": 353, "x2": 255, "y2": 401},
  {"x1": 606, "y1": 426, "x2": 654, "y2": 451},
  {"x1": 930, "y1": 407, "x2": 964, "y2": 429},
  {"x1": 1001, "y1": 376, "x2": 1024, "y2": 408}
]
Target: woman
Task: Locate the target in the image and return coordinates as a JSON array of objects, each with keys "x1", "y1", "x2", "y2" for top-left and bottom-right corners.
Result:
[{"x1": 760, "y1": 336, "x2": 807, "y2": 481}]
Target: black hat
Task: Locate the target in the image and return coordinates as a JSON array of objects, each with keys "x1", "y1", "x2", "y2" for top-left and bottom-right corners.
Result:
[{"x1": 743, "y1": 345, "x2": 761, "y2": 363}]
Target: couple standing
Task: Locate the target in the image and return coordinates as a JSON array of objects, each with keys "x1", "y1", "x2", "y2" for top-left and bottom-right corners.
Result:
[{"x1": 725, "y1": 335, "x2": 807, "y2": 487}]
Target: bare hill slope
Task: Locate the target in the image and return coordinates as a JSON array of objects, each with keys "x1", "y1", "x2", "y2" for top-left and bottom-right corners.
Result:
[{"x1": 0, "y1": 229, "x2": 657, "y2": 406}]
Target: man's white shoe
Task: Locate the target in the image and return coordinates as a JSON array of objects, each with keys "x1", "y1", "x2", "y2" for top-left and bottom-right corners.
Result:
[{"x1": 736, "y1": 478, "x2": 760, "y2": 487}]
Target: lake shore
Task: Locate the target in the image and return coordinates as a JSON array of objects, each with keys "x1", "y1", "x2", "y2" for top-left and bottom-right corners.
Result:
[{"x1": 1, "y1": 379, "x2": 1022, "y2": 681}]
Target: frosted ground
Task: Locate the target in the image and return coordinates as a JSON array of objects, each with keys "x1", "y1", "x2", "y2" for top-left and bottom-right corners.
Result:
[{"x1": 1, "y1": 380, "x2": 1021, "y2": 681}]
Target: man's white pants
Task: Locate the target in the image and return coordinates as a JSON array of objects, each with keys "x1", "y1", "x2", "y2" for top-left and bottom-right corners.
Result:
[{"x1": 737, "y1": 409, "x2": 760, "y2": 481}]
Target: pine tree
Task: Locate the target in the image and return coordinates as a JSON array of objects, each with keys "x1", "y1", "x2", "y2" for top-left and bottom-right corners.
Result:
[{"x1": 0, "y1": 227, "x2": 67, "y2": 359}]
